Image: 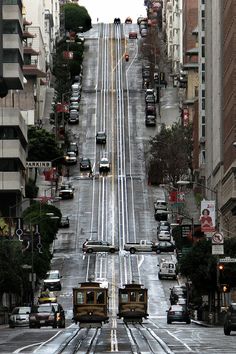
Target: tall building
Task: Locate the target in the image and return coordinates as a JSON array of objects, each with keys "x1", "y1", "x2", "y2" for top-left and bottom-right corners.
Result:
[
  {"x1": 0, "y1": 0, "x2": 24, "y2": 91},
  {"x1": 220, "y1": 0, "x2": 236, "y2": 235},
  {"x1": 0, "y1": 0, "x2": 27, "y2": 216}
]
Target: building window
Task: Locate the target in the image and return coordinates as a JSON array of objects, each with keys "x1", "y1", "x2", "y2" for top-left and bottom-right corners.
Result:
[
  {"x1": 3, "y1": 0, "x2": 21, "y2": 5},
  {"x1": 202, "y1": 98, "x2": 205, "y2": 110},
  {"x1": 202, "y1": 71, "x2": 205, "y2": 83},
  {"x1": 202, "y1": 89, "x2": 205, "y2": 98},
  {"x1": 3, "y1": 49, "x2": 23, "y2": 65},
  {"x1": 201, "y1": 150, "x2": 206, "y2": 164},
  {"x1": 0, "y1": 159, "x2": 19, "y2": 172},
  {"x1": 0, "y1": 127, "x2": 19, "y2": 139},
  {"x1": 201, "y1": 116, "x2": 205, "y2": 137},
  {"x1": 3, "y1": 20, "x2": 20, "y2": 34}
]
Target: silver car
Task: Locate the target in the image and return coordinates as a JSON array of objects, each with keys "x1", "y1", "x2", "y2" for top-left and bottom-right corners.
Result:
[{"x1": 9, "y1": 306, "x2": 31, "y2": 328}]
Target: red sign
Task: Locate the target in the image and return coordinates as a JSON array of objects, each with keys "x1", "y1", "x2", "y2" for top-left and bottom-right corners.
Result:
[
  {"x1": 56, "y1": 103, "x2": 69, "y2": 113},
  {"x1": 169, "y1": 191, "x2": 177, "y2": 203},
  {"x1": 182, "y1": 108, "x2": 189, "y2": 126},
  {"x1": 63, "y1": 51, "x2": 73, "y2": 60}
]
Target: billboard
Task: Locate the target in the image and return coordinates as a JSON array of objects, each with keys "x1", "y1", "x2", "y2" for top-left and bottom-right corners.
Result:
[{"x1": 200, "y1": 200, "x2": 216, "y2": 233}]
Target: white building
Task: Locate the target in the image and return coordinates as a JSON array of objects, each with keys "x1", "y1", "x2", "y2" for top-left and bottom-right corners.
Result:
[{"x1": 163, "y1": 0, "x2": 183, "y2": 76}]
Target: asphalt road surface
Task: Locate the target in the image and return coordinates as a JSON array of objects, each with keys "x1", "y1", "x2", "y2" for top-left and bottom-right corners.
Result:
[{"x1": 1, "y1": 23, "x2": 235, "y2": 354}]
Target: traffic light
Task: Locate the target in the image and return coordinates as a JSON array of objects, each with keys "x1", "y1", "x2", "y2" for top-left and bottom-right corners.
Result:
[
  {"x1": 218, "y1": 263, "x2": 224, "y2": 271},
  {"x1": 221, "y1": 284, "x2": 230, "y2": 293}
]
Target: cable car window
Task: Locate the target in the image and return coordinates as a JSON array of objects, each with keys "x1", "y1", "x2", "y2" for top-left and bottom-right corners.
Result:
[
  {"x1": 76, "y1": 291, "x2": 84, "y2": 304},
  {"x1": 86, "y1": 291, "x2": 94, "y2": 304},
  {"x1": 121, "y1": 292, "x2": 128, "y2": 303},
  {"x1": 130, "y1": 291, "x2": 136, "y2": 302},
  {"x1": 97, "y1": 291, "x2": 105, "y2": 304},
  {"x1": 138, "y1": 291, "x2": 144, "y2": 302}
]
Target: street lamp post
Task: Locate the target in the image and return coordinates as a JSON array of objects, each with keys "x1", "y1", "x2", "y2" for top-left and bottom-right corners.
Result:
[{"x1": 25, "y1": 213, "x2": 59, "y2": 305}]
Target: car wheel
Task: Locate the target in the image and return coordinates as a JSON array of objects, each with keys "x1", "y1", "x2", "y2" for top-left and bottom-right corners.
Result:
[
  {"x1": 87, "y1": 248, "x2": 93, "y2": 253},
  {"x1": 29, "y1": 324, "x2": 34, "y2": 328},
  {"x1": 224, "y1": 325, "x2": 231, "y2": 335},
  {"x1": 9, "y1": 324, "x2": 14, "y2": 328},
  {"x1": 52, "y1": 323, "x2": 57, "y2": 329},
  {"x1": 110, "y1": 248, "x2": 116, "y2": 253},
  {"x1": 158, "y1": 274, "x2": 162, "y2": 280},
  {"x1": 167, "y1": 319, "x2": 171, "y2": 324},
  {"x1": 130, "y1": 248, "x2": 136, "y2": 254},
  {"x1": 59, "y1": 322, "x2": 65, "y2": 328},
  {"x1": 186, "y1": 319, "x2": 191, "y2": 324},
  {"x1": 156, "y1": 250, "x2": 161, "y2": 254}
]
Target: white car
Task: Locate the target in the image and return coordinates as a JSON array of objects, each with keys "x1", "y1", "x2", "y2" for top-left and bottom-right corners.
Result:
[
  {"x1": 64, "y1": 151, "x2": 77, "y2": 165},
  {"x1": 158, "y1": 230, "x2": 171, "y2": 241},
  {"x1": 99, "y1": 157, "x2": 110, "y2": 173}
]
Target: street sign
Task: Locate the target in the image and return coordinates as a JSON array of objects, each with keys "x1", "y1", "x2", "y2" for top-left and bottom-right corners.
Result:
[
  {"x1": 212, "y1": 244, "x2": 224, "y2": 255},
  {"x1": 219, "y1": 257, "x2": 236, "y2": 263},
  {"x1": 181, "y1": 224, "x2": 192, "y2": 238},
  {"x1": 212, "y1": 232, "x2": 224, "y2": 244},
  {"x1": 26, "y1": 161, "x2": 52, "y2": 168}
]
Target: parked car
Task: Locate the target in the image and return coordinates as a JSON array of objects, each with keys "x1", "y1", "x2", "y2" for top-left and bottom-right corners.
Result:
[
  {"x1": 129, "y1": 31, "x2": 138, "y2": 39},
  {"x1": 145, "y1": 94, "x2": 155, "y2": 103},
  {"x1": 38, "y1": 291, "x2": 57, "y2": 304},
  {"x1": 43, "y1": 270, "x2": 62, "y2": 291},
  {"x1": 99, "y1": 157, "x2": 110, "y2": 173},
  {"x1": 80, "y1": 157, "x2": 92, "y2": 171},
  {"x1": 155, "y1": 241, "x2": 176, "y2": 254},
  {"x1": 224, "y1": 303, "x2": 236, "y2": 335},
  {"x1": 157, "y1": 230, "x2": 171, "y2": 241},
  {"x1": 140, "y1": 28, "x2": 148, "y2": 37},
  {"x1": 9, "y1": 306, "x2": 31, "y2": 328},
  {"x1": 82, "y1": 240, "x2": 119, "y2": 253},
  {"x1": 68, "y1": 110, "x2": 79, "y2": 124},
  {"x1": 64, "y1": 151, "x2": 77, "y2": 165},
  {"x1": 59, "y1": 216, "x2": 70, "y2": 228},
  {"x1": 169, "y1": 285, "x2": 187, "y2": 305},
  {"x1": 154, "y1": 199, "x2": 168, "y2": 212},
  {"x1": 167, "y1": 304, "x2": 191, "y2": 324},
  {"x1": 157, "y1": 221, "x2": 171, "y2": 233},
  {"x1": 29, "y1": 304, "x2": 57, "y2": 328},
  {"x1": 145, "y1": 103, "x2": 156, "y2": 116},
  {"x1": 67, "y1": 142, "x2": 78, "y2": 156},
  {"x1": 70, "y1": 93, "x2": 80, "y2": 102},
  {"x1": 125, "y1": 17, "x2": 132, "y2": 24},
  {"x1": 96, "y1": 131, "x2": 107, "y2": 144},
  {"x1": 59, "y1": 184, "x2": 74, "y2": 199},
  {"x1": 114, "y1": 17, "x2": 121, "y2": 25},
  {"x1": 69, "y1": 102, "x2": 79, "y2": 111}
]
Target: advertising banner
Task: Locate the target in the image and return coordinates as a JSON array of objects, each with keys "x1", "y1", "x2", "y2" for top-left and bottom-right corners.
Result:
[{"x1": 200, "y1": 200, "x2": 216, "y2": 233}]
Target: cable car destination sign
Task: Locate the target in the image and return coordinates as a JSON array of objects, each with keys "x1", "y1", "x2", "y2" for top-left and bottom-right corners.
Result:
[{"x1": 26, "y1": 161, "x2": 52, "y2": 168}]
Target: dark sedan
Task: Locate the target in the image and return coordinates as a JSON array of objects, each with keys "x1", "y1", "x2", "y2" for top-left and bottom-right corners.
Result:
[
  {"x1": 167, "y1": 304, "x2": 191, "y2": 324},
  {"x1": 155, "y1": 241, "x2": 176, "y2": 253},
  {"x1": 80, "y1": 157, "x2": 91, "y2": 171},
  {"x1": 29, "y1": 304, "x2": 57, "y2": 328}
]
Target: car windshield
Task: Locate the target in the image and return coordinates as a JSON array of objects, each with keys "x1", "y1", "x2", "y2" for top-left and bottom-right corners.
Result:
[
  {"x1": 47, "y1": 273, "x2": 59, "y2": 279},
  {"x1": 12, "y1": 307, "x2": 30, "y2": 314},
  {"x1": 36, "y1": 305, "x2": 53, "y2": 313},
  {"x1": 97, "y1": 132, "x2": 105, "y2": 137}
]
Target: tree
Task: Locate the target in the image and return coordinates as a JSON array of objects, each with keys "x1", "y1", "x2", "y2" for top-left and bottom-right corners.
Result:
[
  {"x1": 64, "y1": 3, "x2": 92, "y2": 33},
  {"x1": 148, "y1": 123, "x2": 193, "y2": 185},
  {"x1": 0, "y1": 240, "x2": 25, "y2": 306},
  {"x1": 22, "y1": 203, "x2": 61, "y2": 285},
  {"x1": 28, "y1": 126, "x2": 63, "y2": 162},
  {"x1": 27, "y1": 126, "x2": 63, "y2": 183},
  {"x1": 179, "y1": 239, "x2": 217, "y2": 295}
]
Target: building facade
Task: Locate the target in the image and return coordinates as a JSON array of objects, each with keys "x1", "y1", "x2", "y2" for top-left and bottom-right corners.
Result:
[{"x1": 0, "y1": 0, "x2": 28, "y2": 216}]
